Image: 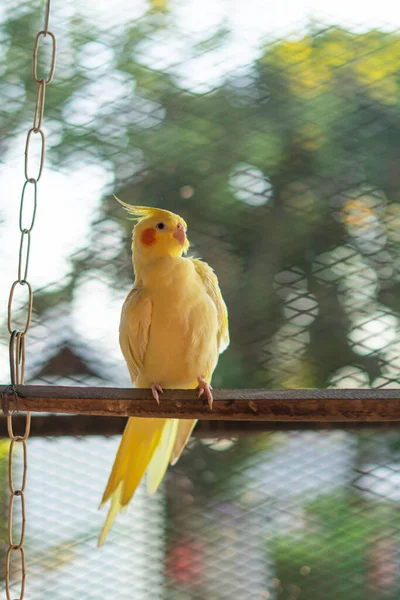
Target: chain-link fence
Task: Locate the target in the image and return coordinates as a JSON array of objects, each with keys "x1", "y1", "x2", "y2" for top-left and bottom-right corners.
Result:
[
  {"x1": 2, "y1": 0, "x2": 400, "y2": 597},
  {"x1": 3, "y1": 431, "x2": 400, "y2": 599}
]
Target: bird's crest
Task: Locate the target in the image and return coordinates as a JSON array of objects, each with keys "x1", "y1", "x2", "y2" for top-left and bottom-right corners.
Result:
[{"x1": 114, "y1": 195, "x2": 184, "y2": 226}]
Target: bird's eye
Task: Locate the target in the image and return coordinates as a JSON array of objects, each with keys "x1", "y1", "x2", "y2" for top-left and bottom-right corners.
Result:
[{"x1": 156, "y1": 222, "x2": 165, "y2": 230}]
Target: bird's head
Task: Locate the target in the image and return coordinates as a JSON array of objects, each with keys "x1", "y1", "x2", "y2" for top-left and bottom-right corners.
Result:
[{"x1": 115, "y1": 196, "x2": 190, "y2": 267}]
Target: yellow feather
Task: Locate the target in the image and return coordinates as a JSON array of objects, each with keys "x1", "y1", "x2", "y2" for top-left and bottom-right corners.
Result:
[
  {"x1": 170, "y1": 419, "x2": 197, "y2": 465},
  {"x1": 190, "y1": 258, "x2": 230, "y2": 354},
  {"x1": 114, "y1": 195, "x2": 186, "y2": 227},
  {"x1": 100, "y1": 416, "x2": 139, "y2": 506},
  {"x1": 98, "y1": 482, "x2": 123, "y2": 547},
  {"x1": 99, "y1": 418, "x2": 166, "y2": 514},
  {"x1": 120, "y1": 418, "x2": 166, "y2": 506},
  {"x1": 147, "y1": 419, "x2": 179, "y2": 494}
]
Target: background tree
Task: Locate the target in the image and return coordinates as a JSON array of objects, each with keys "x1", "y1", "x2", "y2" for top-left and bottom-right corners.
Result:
[{"x1": 2, "y1": 2, "x2": 400, "y2": 598}]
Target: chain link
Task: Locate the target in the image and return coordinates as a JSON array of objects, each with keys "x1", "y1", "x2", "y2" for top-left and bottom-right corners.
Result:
[
  {"x1": 24, "y1": 128, "x2": 45, "y2": 182},
  {"x1": 8, "y1": 331, "x2": 26, "y2": 390},
  {"x1": 17, "y1": 230, "x2": 31, "y2": 284},
  {"x1": 19, "y1": 180, "x2": 37, "y2": 233},
  {"x1": 33, "y1": 80, "x2": 46, "y2": 132},
  {"x1": 7, "y1": 281, "x2": 33, "y2": 335},
  {"x1": 4, "y1": 2, "x2": 56, "y2": 598},
  {"x1": 33, "y1": 31, "x2": 56, "y2": 84}
]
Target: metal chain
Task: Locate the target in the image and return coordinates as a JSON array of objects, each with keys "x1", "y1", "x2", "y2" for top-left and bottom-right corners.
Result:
[{"x1": 4, "y1": 2, "x2": 56, "y2": 598}]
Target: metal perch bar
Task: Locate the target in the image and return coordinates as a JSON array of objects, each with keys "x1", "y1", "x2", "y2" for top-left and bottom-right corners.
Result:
[
  {"x1": 1, "y1": 415, "x2": 400, "y2": 439},
  {"x1": 2, "y1": 385, "x2": 400, "y2": 421}
]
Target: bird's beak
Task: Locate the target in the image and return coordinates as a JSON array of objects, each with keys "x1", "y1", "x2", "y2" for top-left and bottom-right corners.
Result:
[{"x1": 173, "y1": 227, "x2": 186, "y2": 246}]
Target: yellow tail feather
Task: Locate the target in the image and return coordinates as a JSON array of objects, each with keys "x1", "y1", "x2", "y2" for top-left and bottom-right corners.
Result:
[
  {"x1": 98, "y1": 482, "x2": 123, "y2": 547},
  {"x1": 120, "y1": 419, "x2": 165, "y2": 506},
  {"x1": 98, "y1": 386, "x2": 202, "y2": 545},
  {"x1": 98, "y1": 417, "x2": 167, "y2": 545},
  {"x1": 100, "y1": 417, "x2": 140, "y2": 507},
  {"x1": 147, "y1": 419, "x2": 179, "y2": 495},
  {"x1": 170, "y1": 419, "x2": 197, "y2": 465}
]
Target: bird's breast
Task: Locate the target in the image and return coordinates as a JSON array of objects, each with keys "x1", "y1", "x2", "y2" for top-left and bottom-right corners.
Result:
[{"x1": 139, "y1": 262, "x2": 219, "y2": 388}]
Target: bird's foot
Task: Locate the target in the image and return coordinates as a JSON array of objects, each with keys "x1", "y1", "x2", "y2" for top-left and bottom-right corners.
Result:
[
  {"x1": 151, "y1": 384, "x2": 163, "y2": 405},
  {"x1": 197, "y1": 377, "x2": 213, "y2": 410}
]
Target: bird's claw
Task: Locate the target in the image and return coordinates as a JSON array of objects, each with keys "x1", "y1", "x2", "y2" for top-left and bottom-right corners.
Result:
[
  {"x1": 151, "y1": 384, "x2": 163, "y2": 405},
  {"x1": 197, "y1": 377, "x2": 213, "y2": 410}
]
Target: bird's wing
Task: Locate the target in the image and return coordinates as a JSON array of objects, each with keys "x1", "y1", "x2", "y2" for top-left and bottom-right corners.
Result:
[
  {"x1": 168, "y1": 258, "x2": 230, "y2": 467},
  {"x1": 119, "y1": 283, "x2": 152, "y2": 382},
  {"x1": 190, "y1": 258, "x2": 230, "y2": 354}
]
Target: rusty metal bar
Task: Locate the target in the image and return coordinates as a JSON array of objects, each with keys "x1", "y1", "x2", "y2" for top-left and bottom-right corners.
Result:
[
  {"x1": 1, "y1": 414, "x2": 400, "y2": 439},
  {"x1": 1, "y1": 385, "x2": 400, "y2": 421}
]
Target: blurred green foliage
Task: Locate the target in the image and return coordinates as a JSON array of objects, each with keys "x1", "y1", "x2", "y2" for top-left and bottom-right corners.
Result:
[
  {"x1": 3, "y1": 9, "x2": 400, "y2": 388},
  {"x1": 2, "y1": 3, "x2": 400, "y2": 599},
  {"x1": 273, "y1": 493, "x2": 400, "y2": 600}
]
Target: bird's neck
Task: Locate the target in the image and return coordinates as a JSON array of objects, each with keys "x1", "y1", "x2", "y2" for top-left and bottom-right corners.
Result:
[{"x1": 133, "y1": 251, "x2": 183, "y2": 283}]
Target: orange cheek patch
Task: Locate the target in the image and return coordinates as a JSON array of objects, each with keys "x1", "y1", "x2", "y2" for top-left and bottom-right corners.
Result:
[{"x1": 141, "y1": 228, "x2": 156, "y2": 246}]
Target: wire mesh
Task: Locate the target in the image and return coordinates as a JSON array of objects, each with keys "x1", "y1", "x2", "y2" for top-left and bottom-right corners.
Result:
[
  {"x1": 3, "y1": 432, "x2": 400, "y2": 599},
  {"x1": 2, "y1": 0, "x2": 400, "y2": 597}
]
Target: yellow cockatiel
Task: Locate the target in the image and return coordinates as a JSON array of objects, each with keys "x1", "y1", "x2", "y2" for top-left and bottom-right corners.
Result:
[{"x1": 98, "y1": 200, "x2": 229, "y2": 546}]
